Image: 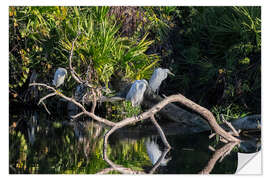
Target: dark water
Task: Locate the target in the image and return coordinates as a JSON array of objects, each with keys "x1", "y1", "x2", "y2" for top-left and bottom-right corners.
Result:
[{"x1": 9, "y1": 109, "x2": 261, "y2": 174}]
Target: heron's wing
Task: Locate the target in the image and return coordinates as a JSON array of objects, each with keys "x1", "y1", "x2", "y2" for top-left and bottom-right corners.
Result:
[
  {"x1": 149, "y1": 70, "x2": 161, "y2": 92},
  {"x1": 126, "y1": 82, "x2": 137, "y2": 100}
]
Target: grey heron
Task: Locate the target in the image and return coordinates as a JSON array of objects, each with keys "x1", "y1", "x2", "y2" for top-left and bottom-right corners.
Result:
[
  {"x1": 52, "y1": 67, "x2": 68, "y2": 88},
  {"x1": 149, "y1": 68, "x2": 174, "y2": 93},
  {"x1": 126, "y1": 79, "x2": 148, "y2": 107}
]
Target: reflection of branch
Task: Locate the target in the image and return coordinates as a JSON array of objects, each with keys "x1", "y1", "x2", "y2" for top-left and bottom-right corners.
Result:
[
  {"x1": 199, "y1": 142, "x2": 239, "y2": 174},
  {"x1": 148, "y1": 147, "x2": 171, "y2": 174}
]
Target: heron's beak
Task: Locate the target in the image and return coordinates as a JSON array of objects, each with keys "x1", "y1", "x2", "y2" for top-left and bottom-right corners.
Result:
[{"x1": 168, "y1": 71, "x2": 175, "y2": 76}]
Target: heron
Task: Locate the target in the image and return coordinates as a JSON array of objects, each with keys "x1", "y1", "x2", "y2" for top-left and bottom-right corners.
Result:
[
  {"x1": 149, "y1": 68, "x2": 174, "y2": 93},
  {"x1": 126, "y1": 79, "x2": 148, "y2": 107},
  {"x1": 145, "y1": 139, "x2": 171, "y2": 166},
  {"x1": 52, "y1": 67, "x2": 68, "y2": 88}
]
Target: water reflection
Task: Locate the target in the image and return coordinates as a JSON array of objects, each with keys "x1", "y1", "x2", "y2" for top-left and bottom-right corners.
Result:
[
  {"x1": 9, "y1": 109, "x2": 261, "y2": 174},
  {"x1": 27, "y1": 111, "x2": 38, "y2": 146},
  {"x1": 145, "y1": 139, "x2": 171, "y2": 166}
]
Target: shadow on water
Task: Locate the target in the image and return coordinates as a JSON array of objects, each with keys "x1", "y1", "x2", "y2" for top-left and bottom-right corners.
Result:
[{"x1": 9, "y1": 109, "x2": 261, "y2": 174}]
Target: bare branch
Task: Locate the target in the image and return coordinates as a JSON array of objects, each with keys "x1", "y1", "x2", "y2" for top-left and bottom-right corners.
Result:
[
  {"x1": 68, "y1": 32, "x2": 84, "y2": 84},
  {"x1": 208, "y1": 145, "x2": 216, "y2": 152},
  {"x1": 38, "y1": 92, "x2": 57, "y2": 105},
  {"x1": 91, "y1": 89, "x2": 97, "y2": 113},
  {"x1": 71, "y1": 112, "x2": 85, "y2": 120},
  {"x1": 150, "y1": 115, "x2": 171, "y2": 148},
  {"x1": 209, "y1": 133, "x2": 216, "y2": 139},
  {"x1": 40, "y1": 101, "x2": 51, "y2": 115},
  {"x1": 221, "y1": 114, "x2": 240, "y2": 137},
  {"x1": 220, "y1": 137, "x2": 228, "y2": 144},
  {"x1": 105, "y1": 94, "x2": 240, "y2": 142}
]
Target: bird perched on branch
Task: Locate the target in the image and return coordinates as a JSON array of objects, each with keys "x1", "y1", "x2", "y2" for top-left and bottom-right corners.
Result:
[
  {"x1": 149, "y1": 68, "x2": 174, "y2": 93},
  {"x1": 52, "y1": 67, "x2": 68, "y2": 88},
  {"x1": 126, "y1": 79, "x2": 148, "y2": 107}
]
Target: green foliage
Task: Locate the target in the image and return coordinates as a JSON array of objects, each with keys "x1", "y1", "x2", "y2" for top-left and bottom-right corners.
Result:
[
  {"x1": 211, "y1": 104, "x2": 250, "y2": 124},
  {"x1": 9, "y1": 130, "x2": 28, "y2": 173},
  {"x1": 9, "y1": 6, "x2": 159, "y2": 94},
  {"x1": 108, "y1": 138, "x2": 151, "y2": 171},
  {"x1": 9, "y1": 111, "x2": 151, "y2": 174},
  {"x1": 169, "y1": 6, "x2": 261, "y2": 114},
  {"x1": 106, "y1": 101, "x2": 142, "y2": 122}
]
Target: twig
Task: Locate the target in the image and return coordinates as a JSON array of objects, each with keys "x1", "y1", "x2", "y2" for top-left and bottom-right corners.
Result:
[
  {"x1": 38, "y1": 92, "x2": 57, "y2": 105},
  {"x1": 37, "y1": 92, "x2": 57, "y2": 115},
  {"x1": 209, "y1": 133, "x2": 216, "y2": 139},
  {"x1": 71, "y1": 112, "x2": 85, "y2": 120},
  {"x1": 68, "y1": 32, "x2": 93, "y2": 90},
  {"x1": 221, "y1": 114, "x2": 239, "y2": 137},
  {"x1": 208, "y1": 145, "x2": 216, "y2": 152},
  {"x1": 91, "y1": 89, "x2": 97, "y2": 113},
  {"x1": 220, "y1": 137, "x2": 228, "y2": 144},
  {"x1": 68, "y1": 32, "x2": 84, "y2": 84},
  {"x1": 40, "y1": 101, "x2": 51, "y2": 115}
]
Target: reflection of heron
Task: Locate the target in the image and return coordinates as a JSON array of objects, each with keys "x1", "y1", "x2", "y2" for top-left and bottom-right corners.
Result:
[
  {"x1": 27, "y1": 111, "x2": 38, "y2": 145},
  {"x1": 145, "y1": 139, "x2": 171, "y2": 166},
  {"x1": 126, "y1": 79, "x2": 148, "y2": 107},
  {"x1": 52, "y1": 68, "x2": 68, "y2": 88},
  {"x1": 149, "y1": 68, "x2": 174, "y2": 93}
]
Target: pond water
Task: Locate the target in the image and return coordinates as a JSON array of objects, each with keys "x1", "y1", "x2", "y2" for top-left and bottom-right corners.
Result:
[{"x1": 9, "y1": 109, "x2": 261, "y2": 174}]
